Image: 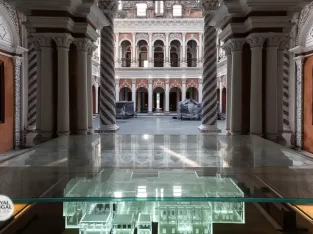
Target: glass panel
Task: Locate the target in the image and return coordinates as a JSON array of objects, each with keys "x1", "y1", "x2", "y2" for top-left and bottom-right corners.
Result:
[{"x1": 1, "y1": 135, "x2": 313, "y2": 204}]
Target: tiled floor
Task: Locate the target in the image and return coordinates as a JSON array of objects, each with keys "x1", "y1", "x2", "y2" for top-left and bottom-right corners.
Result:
[{"x1": 93, "y1": 116, "x2": 227, "y2": 135}]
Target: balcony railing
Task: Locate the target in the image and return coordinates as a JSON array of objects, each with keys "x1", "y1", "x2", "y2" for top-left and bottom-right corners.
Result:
[
  {"x1": 187, "y1": 58, "x2": 198, "y2": 67},
  {"x1": 170, "y1": 58, "x2": 180, "y2": 67}
]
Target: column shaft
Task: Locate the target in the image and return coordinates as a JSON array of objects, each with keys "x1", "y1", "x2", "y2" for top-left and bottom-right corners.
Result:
[
  {"x1": 250, "y1": 46, "x2": 263, "y2": 135},
  {"x1": 265, "y1": 46, "x2": 278, "y2": 140},
  {"x1": 148, "y1": 81, "x2": 153, "y2": 114},
  {"x1": 57, "y1": 47, "x2": 70, "y2": 135},
  {"x1": 165, "y1": 81, "x2": 170, "y2": 113},
  {"x1": 198, "y1": 19, "x2": 219, "y2": 133},
  {"x1": 277, "y1": 49, "x2": 285, "y2": 138},
  {"x1": 76, "y1": 49, "x2": 88, "y2": 134},
  {"x1": 132, "y1": 80, "x2": 136, "y2": 111},
  {"x1": 35, "y1": 46, "x2": 41, "y2": 134},
  {"x1": 95, "y1": 85, "x2": 99, "y2": 113},
  {"x1": 219, "y1": 82, "x2": 223, "y2": 112},
  {"x1": 87, "y1": 51, "x2": 94, "y2": 134},
  {"x1": 230, "y1": 49, "x2": 243, "y2": 135},
  {"x1": 182, "y1": 79, "x2": 186, "y2": 101},
  {"x1": 27, "y1": 43, "x2": 37, "y2": 129},
  {"x1": 198, "y1": 81, "x2": 203, "y2": 103},
  {"x1": 100, "y1": 16, "x2": 119, "y2": 132},
  {"x1": 40, "y1": 46, "x2": 54, "y2": 139},
  {"x1": 225, "y1": 53, "x2": 232, "y2": 132},
  {"x1": 115, "y1": 80, "x2": 120, "y2": 101}
]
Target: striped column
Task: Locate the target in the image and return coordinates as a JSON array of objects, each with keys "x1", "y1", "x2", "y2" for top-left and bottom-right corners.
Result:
[
  {"x1": 198, "y1": 14, "x2": 219, "y2": 133},
  {"x1": 283, "y1": 50, "x2": 291, "y2": 132},
  {"x1": 99, "y1": 13, "x2": 119, "y2": 133},
  {"x1": 27, "y1": 43, "x2": 37, "y2": 129}
]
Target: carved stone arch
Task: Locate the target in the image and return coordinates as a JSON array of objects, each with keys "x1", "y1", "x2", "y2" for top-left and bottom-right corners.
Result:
[
  {"x1": 136, "y1": 38, "x2": 149, "y2": 45},
  {"x1": 297, "y1": 10, "x2": 313, "y2": 49},
  {"x1": 296, "y1": 2, "x2": 313, "y2": 46},
  {"x1": 169, "y1": 37, "x2": 183, "y2": 45},
  {"x1": 186, "y1": 38, "x2": 199, "y2": 47},
  {"x1": 119, "y1": 38, "x2": 132, "y2": 46},
  {"x1": 0, "y1": 0, "x2": 21, "y2": 49}
]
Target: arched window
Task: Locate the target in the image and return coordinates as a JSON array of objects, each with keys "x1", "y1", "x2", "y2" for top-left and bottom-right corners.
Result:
[{"x1": 136, "y1": 3, "x2": 147, "y2": 17}]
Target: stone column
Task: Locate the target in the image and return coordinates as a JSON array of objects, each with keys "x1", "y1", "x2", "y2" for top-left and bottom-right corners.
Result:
[
  {"x1": 148, "y1": 33, "x2": 153, "y2": 67},
  {"x1": 99, "y1": 1, "x2": 119, "y2": 133},
  {"x1": 198, "y1": 11, "x2": 220, "y2": 133},
  {"x1": 115, "y1": 33, "x2": 119, "y2": 67},
  {"x1": 165, "y1": 78, "x2": 170, "y2": 114},
  {"x1": 132, "y1": 79, "x2": 136, "y2": 111},
  {"x1": 87, "y1": 44, "x2": 97, "y2": 134},
  {"x1": 32, "y1": 41, "x2": 42, "y2": 137},
  {"x1": 222, "y1": 43, "x2": 232, "y2": 133},
  {"x1": 265, "y1": 35, "x2": 281, "y2": 141},
  {"x1": 182, "y1": 78, "x2": 186, "y2": 101},
  {"x1": 148, "y1": 79, "x2": 153, "y2": 114},
  {"x1": 54, "y1": 34, "x2": 73, "y2": 136},
  {"x1": 198, "y1": 33, "x2": 203, "y2": 67},
  {"x1": 37, "y1": 37, "x2": 54, "y2": 140},
  {"x1": 27, "y1": 43, "x2": 37, "y2": 130},
  {"x1": 283, "y1": 50, "x2": 291, "y2": 132},
  {"x1": 181, "y1": 33, "x2": 187, "y2": 67},
  {"x1": 95, "y1": 84, "x2": 99, "y2": 113},
  {"x1": 219, "y1": 81, "x2": 223, "y2": 112},
  {"x1": 295, "y1": 56, "x2": 304, "y2": 149},
  {"x1": 198, "y1": 78, "x2": 203, "y2": 102},
  {"x1": 277, "y1": 39, "x2": 288, "y2": 142},
  {"x1": 131, "y1": 33, "x2": 137, "y2": 67},
  {"x1": 12, "y1": 56, "x2": 23, "y2": 148},
  {"x1": 229, "y1": 39, "x2": 245, "y2": 135},
  {"x1": 165, "y1": 33, "x2": 170, "y2": 67},
  {"x1": 115, "y1": 79, "x2": 120, "y2": 101},
  {"x1": 74, "y1": 39, "x2": 90, "y2": 135},
  {"x1": 247, "y1": 35, "x2": 265, "y2": 136}
]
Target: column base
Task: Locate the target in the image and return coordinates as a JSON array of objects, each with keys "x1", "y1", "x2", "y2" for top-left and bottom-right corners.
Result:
[
  {"x1": 76, "y1": 129, "x2": 88, "y2": 135},
  {"x1": 264, "y1": 133, "x2": 279, "y2": 142},
  {"x1": 164, "y1": 111, "x2": 170, "y2": 116},
  {"x1": 197, "y1": 62, "x2": 203, "y2": 67},
  {"x1": 147, "y1": 111, "x2": 153, "y2": 116},
  {"x1": 277, "y1": 134, "x2": 287, "y2": 146},
  {"x1": 41, "y1": 131, "x2": 54, "y2": 141},
  {"x1": 33, "y1": 133, "x2": 42, "y2": 145},
  {"x1": 249, "y1": 132, "x2": 263, "y2": 137},
  {"x1": 98, "y1": 124, "x2": 120, "y2": 133},
  {"x1": 57, "y1": 131, "x2": 70, "y2": 137},
  {"x1": 231, "y1": 131, "x2": 242, "y2": 136},
  {"x1": 198, "y1": 124, "x2": 221, "y2": 134},
  {"x1": 88, "y1": 128, "x2": 94, "y2": 135},
  {"x1": 164, "y1": 62, "x2": 171, "y2": 68},
  {"x1": 226, "y1": 130, "x2": 232, "y2": 136}
]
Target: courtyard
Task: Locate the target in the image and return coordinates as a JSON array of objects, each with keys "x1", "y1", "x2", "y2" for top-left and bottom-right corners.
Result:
[{"x1": 93, "y1": 116, "x2": 227, "y2": 135}]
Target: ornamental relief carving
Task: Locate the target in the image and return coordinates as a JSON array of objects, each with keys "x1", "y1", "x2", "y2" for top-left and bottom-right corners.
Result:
[
  {"x1": 297, "y1": 1, "x2": 313, "y2": 44},
  {"x1": 152, "y1": 33, "x2": 165, "y2": 42},
  {"x1": 136, "y1": 33, "x2": 148, "y2": 42},
  {"x1": 153, "y1": 79, "x2": 165, "y2": 89},
  {"x1": 0, "y1": 0, "x2": 20, "y2": 45},
  {"x1": 169, "y1": 79, "x2": 182, "y2": 88},
  {"x1": 186, "y1": 79, "x2": 198, "y2": 88},
  {"x1": 120, "y1": 79, "x2": 132, "y2": 89},
  {"x1": 136, "y1": 79, "x2": 148, "y2": 89},
  {"x1": 169, "y1": 33, "x2": 182, "y2": 41}
]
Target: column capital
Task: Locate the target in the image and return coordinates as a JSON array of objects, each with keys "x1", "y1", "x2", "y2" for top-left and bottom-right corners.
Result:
[
  {"x1": 30, "y1": 35, "x2": 53, "y2": 47},
  {"x1": 246, "y1": 34, "x2": 266, "y2": 48},
  {"x1": 74, "y1": 38, "x2": 93, "y2": 52},
  {"x1": 267, "y1": 34, "x2": 286, "y2": 47},
  {"x1": 12, "y1": 56, "x2": 23, "y2": 67},
  {"x1": 132, "y1": 78, "x2": 136, "y2": 84},
  {"x1": 52, "y1": 33, "x2": 73, "y2": 49},
  {"x1": 199, "y1": 78, "x2": 203, "y2": 84},
  {"x1": 229, "y1": 38, "x2": 245, "y2": 52},
  {"x1": 165, "y1": 78, "x2": 170, "y2": 84},
  {"x1": 115, "y1": 78, "x2": 120, "y2": 85},
  {"x1": 278, "y1": 37, "x2": 290, "y2": 50},
  {"x1": 148, "y1": 78, "x2": 152, "y2": 84},
  {"x1": 182, "y1": 78, "x2": 186, "y2": 84},
  {"x1": 88, "y1": 43, "x2": 98, "y2": 56}
]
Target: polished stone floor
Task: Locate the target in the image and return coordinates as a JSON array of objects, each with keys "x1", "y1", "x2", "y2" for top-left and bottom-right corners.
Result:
[{"x1": 93, "y1": 116, "x2": 227, "y2": 135}]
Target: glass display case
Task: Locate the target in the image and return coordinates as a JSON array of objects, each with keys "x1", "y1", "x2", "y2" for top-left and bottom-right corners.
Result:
[{"x1": 2, "y1": 134, "x2": 313, "y2": 233}]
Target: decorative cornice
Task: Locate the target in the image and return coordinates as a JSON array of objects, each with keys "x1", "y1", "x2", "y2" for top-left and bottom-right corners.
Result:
[{"x1": 114, "y1": 18, "x2": 204, "y2": 33}]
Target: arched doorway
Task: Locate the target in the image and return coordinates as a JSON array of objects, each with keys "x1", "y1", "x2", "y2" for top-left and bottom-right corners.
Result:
[
  {"x1": 92, "y1": 86, "x2": 96, "y2": 114},
  {"x1": 169, "y1": 87, "x2": 182, "y2": 112},
  {"x1": 138, "y1": 40, "x2": 148, "y2": 67},
  {"x1": 120, "y1": 40, "x2": 131, "y2": 67},
  {"x1": 186, "y1": 87, "x2": 198, "y2": 101},
  {"x1": 153, "y1": 87, "x2": 165, "y2": 112},
  {"x1": 222, "y1": 87, "x2": 226, "y2": 113},
  {"x1": 119, "y1": 87, "x2": 132, "y2": 101},
  {"x1": 170, "y1": 40, "x2": 181, "y2": 67},
  {"x1": 303, "y1": 56, "x2": 313, "y2": 153},
  {"x1": 187, "y1": 40, "x2": 198, "y2": 67},
  {"x1": 137, "y1": 87, "x2": 148, "y2": 113},
  {"x1": 154, "y1": 40, "x2": 164, "y2": 67}
]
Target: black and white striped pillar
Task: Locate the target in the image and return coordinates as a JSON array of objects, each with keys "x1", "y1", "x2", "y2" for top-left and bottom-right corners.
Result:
[
  {"x1": 283, "y1": 50, "x2": 291, "y2": 132},
  {"x1": 27, "y1": 43, "x2": 37, "y2": 129},
  {"x1": 198, "y1": 12, "x2": 220, "y2": 133},
  {"x1": 98, "y1": 1, "x2": 119, "y2": 133}
]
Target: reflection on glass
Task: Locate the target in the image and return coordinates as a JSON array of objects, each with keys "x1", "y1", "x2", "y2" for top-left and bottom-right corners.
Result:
[{"x1": 63, "y1": 169, "x2": 245, "y2": 233}]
